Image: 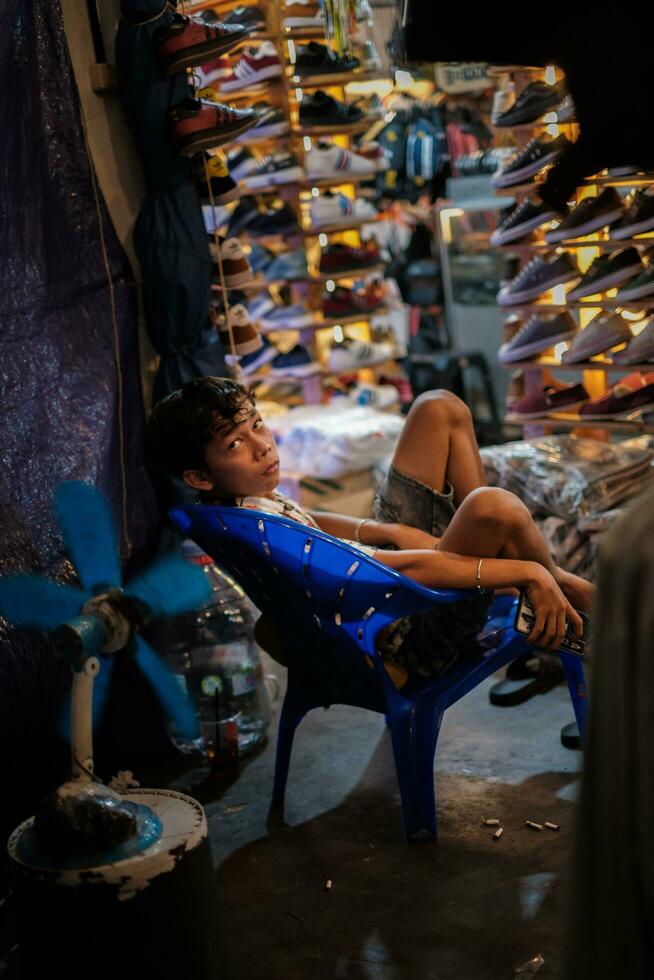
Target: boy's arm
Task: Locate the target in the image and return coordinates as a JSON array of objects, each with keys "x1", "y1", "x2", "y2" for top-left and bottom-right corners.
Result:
[{"x1": 308, "y1": 511, "x2": 439, "y2": 550}]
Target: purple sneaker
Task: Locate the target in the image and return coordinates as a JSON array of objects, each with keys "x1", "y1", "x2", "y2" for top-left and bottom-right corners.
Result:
[
  {"x1": 561, "y1": 311, "x2": 633, "y2": 363},
  {"x1": 510, "y1": 383, "x2": 590, "y2": 419},
  {"x1": 611, "y1": 319, "x2": 654, "y2": 365},
  {"x1": 579, "y1": 372, "x2": 654, "y2": 419},
  {"x1": 498, "y1": 311, "x2": 578, "y2": 363}
]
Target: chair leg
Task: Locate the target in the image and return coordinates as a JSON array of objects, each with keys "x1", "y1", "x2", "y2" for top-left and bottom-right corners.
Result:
[
  {"x1": 388, "y1": 697, "x2": 444, "y2": 843},
  {"x1": 271, "y1": 690, "x2": 306, "y2": 809},
  {"x1": 559, "y1": 651, "x2": 589, "y2": 739}
]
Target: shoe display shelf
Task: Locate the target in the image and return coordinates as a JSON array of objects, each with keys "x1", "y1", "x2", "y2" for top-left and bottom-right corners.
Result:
[
  {"x1": 489, "y1": 65, "x2": 654, "y2": 440},
  {"x1": 260, "y1": 308, "x2": 385, "y2": 335}
]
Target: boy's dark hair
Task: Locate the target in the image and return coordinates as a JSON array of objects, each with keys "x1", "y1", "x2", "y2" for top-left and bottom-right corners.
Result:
[{"x1": 146, "y1": 377, "x2": 255, "y2": 478}]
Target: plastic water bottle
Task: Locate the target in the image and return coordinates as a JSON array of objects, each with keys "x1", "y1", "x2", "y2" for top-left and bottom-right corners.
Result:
[{"x1": 149, "y1": 541, "x2": 271, "y2": 763}]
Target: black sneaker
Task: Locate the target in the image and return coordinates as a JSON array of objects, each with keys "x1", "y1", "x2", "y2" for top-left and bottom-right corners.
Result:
[
  {"x1": 546, "y1": 188, "x2": 624, "y2": 244},
  {"x1": 494, "y1": 81, "x2": 565, "y2": 128},
  {"x1": 567, "y1": 248, "x2": 644, "y2": 301},
  {"x1": 608, "y1": 189, "x2": 654, "y2": 240},
  {"x1": 490, "y1": 197, "x2": 562, "y2": 246},
  {"x1": 615, "y1": 260, "x2": 654, "y2": 302},
  {"x1": 243, "y1": 152, "x2": 305, "y2": 189},
  {"x1": 222, "y1": 5, "x2": 266, "y2": 31},
  {"x1": 491, "y1": 134, "x2": 571, "y2": 189},
  {"x1": 299, "y1": 90, "x2": 364, "y2": 129},
  {"x1": 247, "y1": 203, "x2": 301, "y2": 238},
  {"x1": 194, "y1": 152, "x2": 241, "y2": 204},
  {"x1": 295, "y1": 42, "x2": 359, "y2": 76},
  {"x1": 497, "y1": 252, "x2": 580, "y2": 306},
  {"x1": 226, "y1": 198, "x2": 259, "y2": 236},
  {"x1": 226, "y1": 146, "x2": 259, "y2": 181}
]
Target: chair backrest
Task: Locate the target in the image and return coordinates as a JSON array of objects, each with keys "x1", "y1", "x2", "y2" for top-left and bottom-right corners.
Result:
[{"x1": 170, "y1": 505, "x2": 471, "y2": 671}]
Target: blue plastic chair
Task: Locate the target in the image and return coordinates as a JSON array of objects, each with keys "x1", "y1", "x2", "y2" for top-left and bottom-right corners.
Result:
[{"x1": 170, "y1": 505, "x2": 589, "y2": 843}]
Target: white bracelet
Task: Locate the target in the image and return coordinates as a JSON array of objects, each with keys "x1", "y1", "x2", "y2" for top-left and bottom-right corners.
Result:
[
  {"x1": 476, "y1": 557, "x2": 484, "y2": 592},
  {"x1": 355, "y1": 518, "x2": 372, "y2": 544}
]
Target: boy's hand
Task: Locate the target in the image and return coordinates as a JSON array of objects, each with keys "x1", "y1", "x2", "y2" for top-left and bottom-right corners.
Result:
[{"x1": 387, "y1": 524, "x2": 440, "y2": 551}]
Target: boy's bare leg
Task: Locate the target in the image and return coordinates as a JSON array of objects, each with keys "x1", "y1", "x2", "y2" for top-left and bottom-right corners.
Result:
[{"x1": 391, "y1": 390, "x2": 486, "y2": 505}]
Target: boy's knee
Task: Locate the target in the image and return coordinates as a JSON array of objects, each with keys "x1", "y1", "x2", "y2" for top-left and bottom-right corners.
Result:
[
  {"x1": 465, "y1": 486, "x2": 530, "y2": 529},
  {"x1": 411, "y1": 389, "x2": 472, "y2": 427}
]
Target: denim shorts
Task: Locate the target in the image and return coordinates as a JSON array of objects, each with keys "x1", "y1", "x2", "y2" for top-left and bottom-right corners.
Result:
[{"x1": 373, "y1": 464, "x2": 492, "y2": 684}]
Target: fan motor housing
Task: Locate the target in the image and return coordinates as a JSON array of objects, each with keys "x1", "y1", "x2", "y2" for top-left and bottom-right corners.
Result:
[{"x1": 81, "y1": 589, "x2": 140, "y2": 653}]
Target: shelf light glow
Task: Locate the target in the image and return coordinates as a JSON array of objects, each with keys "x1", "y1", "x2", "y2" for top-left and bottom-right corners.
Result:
[
  {"x1": 325, "y1": 280, "x2": 336, "y2": 292},
  {"x1": 292, "y1": 75, "x2": 300, "y2": 85},
  {"x1": 295, "y1": 87, "x2": 303, "y2": 101},
  {"x1": 439, "y1": 207, "x2": 465, "y2": 245},
  {"x1": 287, "y1": 40, "x2": 296, "y2": 64},
  {"x1": 552, "y1": 284, "x2": 566, "y2": 305},
  {"x1": 333, "y1": 325, "x2": 344, "y2": 342},
  {"x1": 546, "y1": 124, "x2": 560, "y2": 137},
  {"x1": 311, "y1": 187, "x2": 319, "y2": 197},
  {"x1": 395, "y1": 70, "x2": 413, "y2": 87},
  {"x1": 318, "y1": 233, "x2": 328, "y2": 247},
  {"x1": 303, "y1": 136, "x2": 312, "y2": 151},
  {"x1": 545, "y1": 65, "x2": 557, "y2": 85},
  {"x1": 554, "y1": 342, "x2": 568, "y2": 360},
  {"x1": 623, "y1": 308, "x2": 646, "y2": 321}
]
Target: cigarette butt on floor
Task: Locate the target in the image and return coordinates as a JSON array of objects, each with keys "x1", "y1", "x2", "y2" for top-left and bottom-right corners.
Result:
[
  {"x1": 493, "y1": 827, "x2": 504, "y2": 841},
  {"x1": 544, "y1": 821, "x2": 560, "y2": 831},
  {"x1": 483, "y1": 818, "x2": 500, "y2": 826},
  {"x1": 526, "y1": 820, "x2": 544, "y2": 831},
  {"x1": 324, "y1": 880, "x2": 332, "y2": 891}
]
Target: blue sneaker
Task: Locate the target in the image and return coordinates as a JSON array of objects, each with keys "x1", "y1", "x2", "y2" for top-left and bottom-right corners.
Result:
[
  {"x1": 247, "y1": 204, "x2": 301, "y2": 239},
  {"x1": 246, "y1": 290, "x2": 276, "y2": 320},
  {"x1": 260, "y1": 303, "x2": 315, "y2": 329},
  {"x1": 248, "y1": 243, "x2": 275, "y2": 275},
  {"x1": 264, "y1": 248, "x2": 308, "y2": 283},
  {"x1": 270, "y1": 344, "x2": 320, "y2": 377},
  {"x1": 233, "y1": 335, "x2": 279, "y2": 376}
]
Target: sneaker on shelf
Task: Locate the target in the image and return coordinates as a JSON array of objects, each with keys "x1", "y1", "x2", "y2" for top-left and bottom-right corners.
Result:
[
  {"x1": 226, "y1": 198, "x2": 260, "y2": 236},
  {"x1": 247, "y1": 242, "x2": 276, "y2": 275},
  {"x1": 494, "y1": 81, "x2": 565, "y2": 127},
  {"x1": 259, "y1": 303, "x2": 316, "y2": 330},
  {"x1": 247, "y1": 203, "x2": 301, "y2": 238},
  {"x1": 554, "y1": 94, "x2": 576, "y2": 122},
  {"x1": 608, "y1": 189, "x2": 654, "y2": 240},
  {"x1": 264, "y1": 247, "x2": 309, "y2": 282},
  {"x1": 305, "y1": 142, "x2": 376, "y2": 181},
  {"x1": 226, "y1": 146, "x2": 259, "y2": 181},
  {"x1": 510, "y1": 382, "x2": 590, "y2": 419},
  {"x1": 295, "y1": 41, "x2": 359, "y2": 76},
  {"x1": 607, "y1": 165, "x2": 640, "y2": 178},
  {"x1": 567, "y1": 248, "x2": 644, "y2": 301},
  {"x1": 615, "y1": 260, "x2": 654, "y2": 302},
  {"x1": 243, "y1": 152, "x2": 305, "y2": 189},
  {"x1": 350, "y1": 92, "x2": 383, "y2": 118},
  {"x1": 299, "y1": 90, "x2": 365, "y2": 129},
  {"x1": 168, "y1": 99, "x2": 258, "y2": 155},
  {"x1": 339, "y1": 382, "x2": 400, "y2": 411},
  {"x1": 310, "y1": 191, "x2": 377, "y2": 228},
  {"x1": 491, "y1": 82, "x2": 515, "y2": 126},
  {"x1": 491, "y1": 134, "x2": 571, "y2": 189},
  {"x1": 245, "y1": 289, "x2": 277, "y2": 319},
  {"x1": 498, "y1": 311, "x2": 578, "y2": 363},
  {"x1": 195, "y1": 152, "x2": 241, "y2": 204},
  {"x1": 378, "y1": 372, "x2": 413, "y2": 404},
  {"x1": 221, "y1": 42, "x2": 283, "y2": 91},
  {"x1": 545, "y1": 188, "x2": 624, "y2": 244},
  {"x1": 322, "y1": 283, "x2": 384, "y2": 318},
  {"x1": 326, "y1": 337, "x2": 393, "y2": 372},
  {"x1": 217, "y1": 303, "x2": 262, "y2": 355},
  {"x1": 154, "y1": 13, "x2": 250, "y2": 75},
  {"x1": 235, "y1": 102, "x2": 290, "y2": 141},
  {"x1": 229, "y1": 334, "x2": 279, "y2": 375},
  {"x1": 579, "y1": 371, "x2": 654, "y2": 419},
  {"x1": 357, "y1": 40, "x2": 382, "y2": 71},
  {"x1": 195, "y1": 54, "x2": 233, "y2": 88},
  {"x1": 497, "y1": 253, "x2": 580, "y2": 306},
  {"x1": 270, "y1": 344, "x2": 320, "y2": 376},
  {"x1": 210, "y1": 237, "x2": 253, "y2": 288},
  {"x1": 355, "y1": 0, "x2": 373, "y2": 22},
  {"x1": 319, "y1": 242, "x2": 380, "y2": 274},
  {"x1": 561, "y1": 311, "x2": 634, "y2": 364},
  {"x1": 490, "y1": 197, "x2": 562, "y2": 247},
  {"x1": 354, "y1": 141, "x2": 390, "y2": 172},
  {"x1": 611, "y1": 318, "x2": 654, "y2": 364},
  {"x1": 283, "y1": 0, "x2": 324, "y2": 28},
  {"x1": 203, "y1": 202, "x2": 231, "y2": 234},
  {"x1": 222, "y1": 6, "x2": 267, "y2": 32}
]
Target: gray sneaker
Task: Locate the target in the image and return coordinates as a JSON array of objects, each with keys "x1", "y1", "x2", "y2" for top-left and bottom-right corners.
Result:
[
  {"x1": 498, "y1": 311, "x2": 578, "y2": 363},
  {"x1": 611, "y1": 318, "x2": 654, "y2": 364},
  {"x1": 497, "y1": 252, "x2": 580, "y2": 306},
  {"x1": 615, "y1": 263, "x2": 654, "y2": 302},
  {"x1": 561, "y1": 311, "x2": 633, "y2": 363}
]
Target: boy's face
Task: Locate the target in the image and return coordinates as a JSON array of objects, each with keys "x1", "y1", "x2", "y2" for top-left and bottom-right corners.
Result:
[{"x1": 183, "y1": 400, "x2": 280, "y2": 499}]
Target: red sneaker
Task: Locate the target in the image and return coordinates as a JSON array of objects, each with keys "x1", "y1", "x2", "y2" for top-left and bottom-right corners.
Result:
[
  {"x1": 319, "y1": 243, "x2": 380, "y2": 275},
  {"x1": 220, "y1": 43, "x2": 283, "y2": 92},
  {"x1": 155, "y1": 13, "x2": 250, "y2": 76},
  {"x1": 168, "y1": 98, "x2": 257, "y2": 156},
  {"x1": 322, "y1": 284, "x2": 384, "y2": 318}
]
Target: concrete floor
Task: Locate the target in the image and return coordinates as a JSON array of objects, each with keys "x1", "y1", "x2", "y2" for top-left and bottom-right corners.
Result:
[{"x1": 159, "y1": 654, "x2": 582, "y2": 980}]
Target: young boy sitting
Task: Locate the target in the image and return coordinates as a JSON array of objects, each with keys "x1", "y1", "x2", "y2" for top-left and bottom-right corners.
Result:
[{"x1": 147, "y1": 377, "x2": 593, "y2": 687}]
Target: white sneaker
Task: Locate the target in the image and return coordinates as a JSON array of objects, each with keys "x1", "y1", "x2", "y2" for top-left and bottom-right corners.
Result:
[
  {"x1": 305, "y1": 142, "x2": 376, "y2": 181},
  {"x1": 491, "y1": 82, "x2": 515, "y2": 125},
  {"x1": 327, "y1": 337, "x2": 393, "y2": 372},
  {"x1": 310, "y1": 192, "x2": 378, "y2": 229},
  {"x1": 342, "y1": 383, "x2": 399, "y2": 411}
]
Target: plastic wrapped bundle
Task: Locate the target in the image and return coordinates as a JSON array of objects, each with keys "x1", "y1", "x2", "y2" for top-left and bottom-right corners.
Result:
[
  {"x1": 268, "y1": 404, "x2": 404, "y2": 479},
  {"x1": 481, "y1": 435, "x2": 654, "y2": 520}
]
